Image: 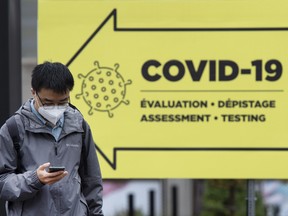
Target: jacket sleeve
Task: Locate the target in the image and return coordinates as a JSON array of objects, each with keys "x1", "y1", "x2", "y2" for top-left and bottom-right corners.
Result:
[
  {"x1": 0, "y1": 123, "x2": 44, "y2": 202},
  {"x1": 79, "y1": 120, "x2": 104, "y2": 216}
]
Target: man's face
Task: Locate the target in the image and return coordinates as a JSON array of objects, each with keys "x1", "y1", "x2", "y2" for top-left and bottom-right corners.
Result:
[{"x1": 31, "y1": 88, "x2": 70, "y2": 111}]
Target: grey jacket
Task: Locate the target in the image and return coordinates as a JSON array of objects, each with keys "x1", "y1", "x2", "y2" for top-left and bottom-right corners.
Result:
[{"x1": 0, "y1": 99, "x2": 103, "y2": 216}]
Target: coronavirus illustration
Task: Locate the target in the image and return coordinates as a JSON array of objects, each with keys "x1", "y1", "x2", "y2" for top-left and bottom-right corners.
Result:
[{"x1": 76, "y1": 61, "x2": 132, "y2": 117}]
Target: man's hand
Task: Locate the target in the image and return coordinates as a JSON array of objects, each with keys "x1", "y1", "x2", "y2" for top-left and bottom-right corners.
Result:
[{"x1": 37, "y1": 162, "x2": 68, "y2": 185}]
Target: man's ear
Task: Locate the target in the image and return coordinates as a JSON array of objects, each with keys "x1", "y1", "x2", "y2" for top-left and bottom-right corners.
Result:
[{"x1": 31, "y1": 88, "x2": 36, "y2": 96}]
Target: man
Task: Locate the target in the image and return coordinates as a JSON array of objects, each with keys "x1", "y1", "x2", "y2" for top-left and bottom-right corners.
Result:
[{"x1": 0, "y1": 61, "x2": 104, "y2": 215}]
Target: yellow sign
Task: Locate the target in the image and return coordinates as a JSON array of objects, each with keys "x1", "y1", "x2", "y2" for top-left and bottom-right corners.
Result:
[{"x1": 39, "y1": 0, "x2": 288, "y2": 178}]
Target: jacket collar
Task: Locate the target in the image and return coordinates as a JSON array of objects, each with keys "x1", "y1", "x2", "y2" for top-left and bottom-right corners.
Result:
[{"x1": 17, "y1": 99, "x2": 84, "y2": 135}]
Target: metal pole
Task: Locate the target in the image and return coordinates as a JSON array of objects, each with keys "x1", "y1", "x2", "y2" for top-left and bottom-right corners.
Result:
[
  {"x1": 128, "y1": 193, "x2": 134, "y2": 216},
  {"x1": 0, "y1": 0, "x2": 22, "y2": 124},
  {"x1": 172, "y1": 185, "x2": 178, "y2": 216},
  {"x1": 0, "y1": 0, "x2": 9, "y2": 125},
  {"x1": 8, "y1": 0, "x2": 22, "y2": 112},
  {"x1": 246, "y1": 179, "x2": 256, "y2": 216},
  {"x1": 149, "y1": 190, "x2": 155, "y2": 216}
]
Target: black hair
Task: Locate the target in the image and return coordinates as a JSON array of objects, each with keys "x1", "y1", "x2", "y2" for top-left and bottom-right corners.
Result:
[{"x1": 31, "y1": 61, "x2": 74, "y2": 94}]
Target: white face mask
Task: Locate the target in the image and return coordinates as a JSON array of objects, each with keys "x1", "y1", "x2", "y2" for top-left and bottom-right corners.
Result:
[{"x1": 38, "y1": 106, "x2": 67, "y2": 125}]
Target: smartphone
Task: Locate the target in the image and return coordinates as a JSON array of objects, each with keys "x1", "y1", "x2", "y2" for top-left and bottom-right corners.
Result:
[{"x1": 48, "y1": 166, "x2": 65, "y2": 173}]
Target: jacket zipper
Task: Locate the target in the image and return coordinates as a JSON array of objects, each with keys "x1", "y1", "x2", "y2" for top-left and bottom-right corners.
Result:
[
  {"x1": 54, "y1": 145, "x2": 58, "y2": 155},
  {"x1": 54, "y1": 141, "x2": 58, "y2": 155},
  {"x1": 53, "y1": 135, "x2": 60, "y2": 155}
]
